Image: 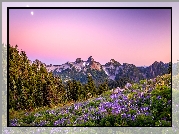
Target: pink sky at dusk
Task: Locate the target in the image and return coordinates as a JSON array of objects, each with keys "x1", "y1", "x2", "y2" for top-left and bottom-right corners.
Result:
[{"x1": 9, "y1": 8, "x2": 171, "y2": 66}]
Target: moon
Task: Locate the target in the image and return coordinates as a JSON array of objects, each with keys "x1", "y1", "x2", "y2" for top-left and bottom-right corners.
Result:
[{"x1": 31, "y1": 11, "x2": 34, "y2": 15}]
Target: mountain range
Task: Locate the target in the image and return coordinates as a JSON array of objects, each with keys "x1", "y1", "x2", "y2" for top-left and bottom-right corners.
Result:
[{"x1": 45, "y1": 56, "x2": 170, "y2": 85}]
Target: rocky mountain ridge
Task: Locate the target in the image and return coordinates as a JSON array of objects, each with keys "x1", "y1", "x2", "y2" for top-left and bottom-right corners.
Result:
[{"x1": 46, "y1": 56, "x2": 170, "y2": 84}]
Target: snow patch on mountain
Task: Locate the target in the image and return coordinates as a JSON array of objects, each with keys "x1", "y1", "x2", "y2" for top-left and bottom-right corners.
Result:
[
  {"x1": 56, "y1": 68, "x2": 62, "y2": 73},
  {"x1": 109, "y1": 75, "x2": 115, "y2": 80},
  {"x1": 115, "y1": 67, "x2": 119, "y2": 75},
  {"x1": 102, "y1": 66, "x2": 109, "y2": 75},
  {"x1": 83, "y1": 62, "x2": 86, "y2": 66},
  {"x1": 86, "y1": 62, "x2": 89, "y2": 66},
  {"x1": 61, "y1": 64, "x2": 70, "y2": 70},
  {"x1": 104, "y1": 69, "x2": 109, "y2": 75},
  {"x1": 47, "y1": 66, "x2": 59, "y2": 72}
]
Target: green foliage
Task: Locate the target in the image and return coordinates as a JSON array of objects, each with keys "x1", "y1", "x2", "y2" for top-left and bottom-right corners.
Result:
[
  {"x1": 131, "y1": 83, "x2": 141, "y2": 90},
  {"x1": 139, "y1": 79, "x2": 146, "y2": 84},
  {"x1": 108, "y1": 77, "x2": 130, "y2": 89},
  {"x1": 9, "y1": 45, "x2": 65, "y2": 111},
  {"x1": 149, "y1": 75, "x2": 171, "y2": 126},
  {"x1": 86, "y1": 75, "x2": 97, "y2": 98}
]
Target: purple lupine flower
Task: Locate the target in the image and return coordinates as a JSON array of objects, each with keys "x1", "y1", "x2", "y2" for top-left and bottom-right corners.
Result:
[
  {"x1": 168, "y1": 100, "x2": 171, "y2": 104},
  {"x1": 114, "y1": 99, "x2": 119, "y2": 103},
  {"x1": 145, "y1": 107, "x2": 149, "y2": 111},
  {"x1": 137, "y1": 110, "x2": 141, "y2": 115},
  {"x1": 75, "y1": 117, "x2": 84, "y2": 124},
  {"x1": 112, "y1": 108, "x2": 120, "y2": 115},
  {"x1": 95, "y1": 115, "x2": 100, "y2": 120},
  {"x1": 124, "y1": 107, "x2": 129, "y2": 112},
  {"x1": 49, "y1": 110, "x2": 56, "y2": 115},
  {"x1": 131, "y1": 115, "x2": 136, "y2": 120},
  {"x1": 145, "y1": 112, "x2": 149, "y2": 116},
  {"x1": 111, "y1": 102, "x2": 119, "y2": 109},
  {"x1": 83, "y1": 113, "x2": 89, "y2": 121},
  {"x1": 34, "y1": 112, "x2": 41, "y2": 117},
  {"x1": 157, "y1": 96, "x2": 162, "y2": 99},
  {"x1": 146, "y1": 95, "x2": 150, "y2": 99},
  {"x1": 119, "y1": 99, "x2": 123, "y2": 103},
  {"x1": 140, "y1": 107, "x2": 144, "y2": 111},
  {"x1": 54, "y1": 119, "x2": 62, "y2": 126},
  {"x1": 121, "y1": 113, "x2": 127, "y2": 118},
  {"x1": 110, "y1": 93, "x2": 119, "y2": 100},
  {"x1": 24, "y1": 112, "x2": 29, "y2": 116},
  {"x1": 140, "y1": 92, "x2": 144, "y2": 96},
  {"x1": 105, "y1": 102, "x2": 112, "y2": 108},
  {"x1": 96, "y1": 97, "x2": 103, "y2": 101},
  {"x1": 9, "y1": 119, "x2": 18, "y2": 126},
  {"x1": 127, "y1": 114, "x2": 131, "y2": 118},
  {"x1": 121, "y1": 107, "x2": 125, "y2": 111},
  {"x1": 74, "y1": 104, "x2": 79, "y2": 110},
  {"x1": 99, "y1": 106, "x2": 106, "y2": 113},
  {"x1": 66, "y1": 119, "x2": 71, "y2": 125},
  {"x1": 152, "y1": 78, "x2": 156, "y2": 83},
  {"x1": 123, "y1": 96, "x2": 128, "y2": 101},
  {"x1": 37, "y1": 120, "x2": 48, "y2": 126}
]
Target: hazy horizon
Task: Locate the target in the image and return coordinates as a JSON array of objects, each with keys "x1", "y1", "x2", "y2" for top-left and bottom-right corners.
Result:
[{"x1": 9, "y1": 8, "x2": 171, "y2": 66}]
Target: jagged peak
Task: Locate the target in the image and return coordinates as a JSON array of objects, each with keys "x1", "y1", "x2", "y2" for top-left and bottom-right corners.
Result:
[
  {"x1": 104, "y1": 59, "x2": 121, "y2": 66},
  {"x1": 110, "y1": 59, "x2": 115, "y2": 63},
  {"x1": 87, "y1": 56, "x2": 94, "y2": 62},
  {"x1": 152, "y1": 61, "x2": 164, "y2": 66},
  {"x1": 75, "y1": 58, "x2": 83, "y2": 63},
  {"x1": 152, "y1": 61, "x2": 159, "y2": 64},
  {"x1": 123, "y1": 63, "x2": 129, "y2": 66}
]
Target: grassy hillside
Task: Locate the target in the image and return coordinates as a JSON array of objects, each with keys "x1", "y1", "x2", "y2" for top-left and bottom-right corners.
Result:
[{"x1": 9, "y1": 74, "x2": 171, "y2": 126}]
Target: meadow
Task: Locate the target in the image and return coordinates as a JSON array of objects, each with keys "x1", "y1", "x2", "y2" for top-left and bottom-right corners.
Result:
[{"x1": 9, "y1": 74, "x2": 171, "y2": 127}]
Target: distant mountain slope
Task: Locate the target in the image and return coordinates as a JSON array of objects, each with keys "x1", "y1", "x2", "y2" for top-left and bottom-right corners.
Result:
[{"x1": 46, "y1": 56, "x2": 170, "y2": 85}]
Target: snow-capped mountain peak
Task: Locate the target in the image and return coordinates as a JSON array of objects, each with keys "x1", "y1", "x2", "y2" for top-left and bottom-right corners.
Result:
[{"x1": 46, "y1": 57, "x2": 170, "y2": 84}]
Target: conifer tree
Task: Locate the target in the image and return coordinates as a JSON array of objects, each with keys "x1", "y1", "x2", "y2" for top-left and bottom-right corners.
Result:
[
  {"x1": 66, "y1": 80, "x2": 73, "y2": 101},
  {"x1": 71, "y1": 79, "x2": 78, "y2": 102},
  {"x1": 86, "y1": 75, "x2": 96, "y2": 98},
  {"x1": 76, "y1": 81, "x2": 83, "y2": 101},
  {"x1": 97, "y1": 84, "x2": 104, "y2": 95},
  {"x1": 53, "y1": 76, "x2": 66, "y2": 104}
]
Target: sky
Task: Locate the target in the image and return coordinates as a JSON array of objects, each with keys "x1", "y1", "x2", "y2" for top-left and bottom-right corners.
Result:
[{"x1": 9, "y1": 8, "x2": 171, "y2": 66}]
